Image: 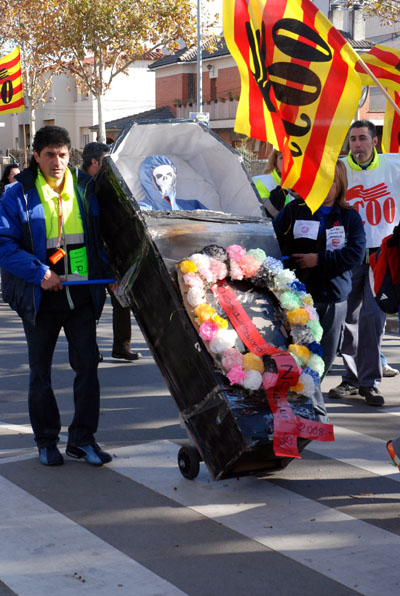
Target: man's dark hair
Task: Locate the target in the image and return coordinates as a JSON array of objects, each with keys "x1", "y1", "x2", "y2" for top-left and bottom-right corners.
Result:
[
  {"x1": 82, "y1": 142, "x2": 110, "y2": 172},
  {"x1": 349, "y1": 119, "x2": 377, "y2": 140},
  {"x1": 32, "y1": 126, "x2": 71, "y2": 155}
]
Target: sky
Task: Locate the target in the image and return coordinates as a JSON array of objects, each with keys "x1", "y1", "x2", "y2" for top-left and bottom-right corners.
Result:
[{"x1": 206, "y1": 0, "x2": 331, "y2": 34}]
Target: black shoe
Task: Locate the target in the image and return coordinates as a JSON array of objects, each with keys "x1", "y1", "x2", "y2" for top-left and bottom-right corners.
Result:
[
  {"x1": 328, "y1": 382, "x2": 358, "y2": 399},
  {"x1": 111, "y1": 349, "x2": 141, "y2": 361},
  {"x1": 359, "y1": 386, "x2": 384, "y2": 406},
  {"x1": 66, "y1": 443, "x2": 112, "y2": 465},
  {"x1": 38, "y1": 445, "x2": 64, "y2": 466},
  {"x1": 98, "y1": 352, "x2": 104, "y2": 363}
]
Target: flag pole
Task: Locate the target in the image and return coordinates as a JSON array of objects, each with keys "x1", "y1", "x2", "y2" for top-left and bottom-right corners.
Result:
[
  {"x1": 22, "y1": 111, "x2": 27, "y2": 167},
  {"x1": 357, "y1": 55, "x2": 400, "y2": 117}
]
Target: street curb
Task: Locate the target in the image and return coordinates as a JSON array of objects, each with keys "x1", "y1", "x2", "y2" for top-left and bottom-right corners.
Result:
[{"x1": 386, "y1": 314, "x2": 399, "y2": 334}]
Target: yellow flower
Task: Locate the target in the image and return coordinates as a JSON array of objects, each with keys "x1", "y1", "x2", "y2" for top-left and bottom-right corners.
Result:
[
  {"x1": 212, "y1": 314, "x2": 229, "y2": 329},
  {"x1": 288, "y1": 344, "x2": 310, "y2": 364},
  {"x1": 179, "y1": 260, "x2": 197, "y2": 274},
  {"x1": 290, "y1": 382, "x2": 304, "y2": 393},
  {"x1": 242, "y1": 352, "x2": 264, "y2": 374},
  {"x1": 302, "y1": 293, "x2": 314, "y2": 307},
  {"x1": 194, "y1": 303, "x2": 216, "y2": 324},
  {"x1": 287, "y1": 308, "x2": 309, "y2": 325}
]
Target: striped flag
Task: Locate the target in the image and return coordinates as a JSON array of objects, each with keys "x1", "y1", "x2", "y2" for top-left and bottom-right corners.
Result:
[
  {"x1": 223, "y1": 0, "x2": 362, "y2": 213},
  {"x1": 356, "y1": 44, "x2": 400, "y2": 91},
  {"x1": 0, "y1": 47, "x2": 24, "y2": 115},
  {"x1": 382, "y1": 88, "x2": 400, "y2": 153}
]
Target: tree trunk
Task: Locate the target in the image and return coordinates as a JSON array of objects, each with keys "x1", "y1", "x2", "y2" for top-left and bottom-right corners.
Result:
[
  {"x1": 96, "y1": 93, "x2": 106, "y2": 143},
  {"x1": 29, "y1": 105, "x2": 36, "y2": 147}
]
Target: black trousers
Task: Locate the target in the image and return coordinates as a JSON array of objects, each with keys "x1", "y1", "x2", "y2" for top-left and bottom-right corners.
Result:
[
  {"x1": 23, "y1": 304, "x2": 100, "y2": 448},
  {"x1": 110, "y1": 291, "x2": 131, "y2": 351}
]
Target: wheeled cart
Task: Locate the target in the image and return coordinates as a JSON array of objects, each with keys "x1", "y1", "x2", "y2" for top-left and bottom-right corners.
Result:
[{"x1": 95, "y1": 119, "x2": 333, "y2": 480}]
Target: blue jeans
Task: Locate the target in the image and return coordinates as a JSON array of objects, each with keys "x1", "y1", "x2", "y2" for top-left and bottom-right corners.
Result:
[
  {"x1": 315, "y1": 301, "x2": 347, "y2": 379},
  {"x1": 23, "y1": 304, "x2": 100, "y2": 448}
]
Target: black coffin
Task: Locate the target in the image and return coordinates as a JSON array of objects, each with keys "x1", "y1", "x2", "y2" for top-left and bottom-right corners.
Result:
[{"x1": 94, "y1": 120, "x2": 326, "y2": 480}]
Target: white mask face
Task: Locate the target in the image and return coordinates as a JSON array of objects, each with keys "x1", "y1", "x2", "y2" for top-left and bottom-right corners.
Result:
[{"x1": 152, "y1": 164, "x2": 176, "y2": 195}]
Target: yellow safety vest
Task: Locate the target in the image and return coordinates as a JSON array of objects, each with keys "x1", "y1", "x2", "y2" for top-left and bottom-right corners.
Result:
[{"x1": 36, "y1": 168, "x2": 88, "y2": 282}]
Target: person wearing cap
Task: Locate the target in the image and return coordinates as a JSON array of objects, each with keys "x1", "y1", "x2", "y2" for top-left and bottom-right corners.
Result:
[{"x1": 82, "y1": 142, "x2": 141, "y2": 362}]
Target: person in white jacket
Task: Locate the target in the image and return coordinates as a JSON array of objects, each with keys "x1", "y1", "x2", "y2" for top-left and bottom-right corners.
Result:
[{"x1": 329, "y1": 119, "x2": 400, "y2": 406}]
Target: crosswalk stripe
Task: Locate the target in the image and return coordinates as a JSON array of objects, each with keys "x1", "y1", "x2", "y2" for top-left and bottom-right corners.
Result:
[
  {"x1": 0, "y1": 473, "x2": 189, "y2": 596},
  {"x1": 307, "y1": 425, "x2": 400, "y2": 481},
  {"x1": 109, "y1": 440, "x2": 400, "y2": 596}
]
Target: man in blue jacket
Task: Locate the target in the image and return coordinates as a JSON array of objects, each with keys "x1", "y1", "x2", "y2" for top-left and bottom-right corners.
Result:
[{"x1": 0, "y1": 126, "x2": 114, "y2": 466}]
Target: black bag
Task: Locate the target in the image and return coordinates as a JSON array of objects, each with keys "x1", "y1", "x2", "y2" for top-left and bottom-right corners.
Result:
[{"x1": 369, "y1": 225, "x2": 400, "y2": 315}]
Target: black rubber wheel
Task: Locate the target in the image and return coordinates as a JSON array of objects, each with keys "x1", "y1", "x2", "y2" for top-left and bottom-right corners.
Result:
[{"x1": 177, "y1": 446, "x2": 201, "y2": 479}]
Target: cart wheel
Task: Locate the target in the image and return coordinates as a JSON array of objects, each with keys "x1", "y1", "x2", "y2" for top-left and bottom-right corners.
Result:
[{"x1": 178, "y1": 446, "x2": 201, "y2": 479}]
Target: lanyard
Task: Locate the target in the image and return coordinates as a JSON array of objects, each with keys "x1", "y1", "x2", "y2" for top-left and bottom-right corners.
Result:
[{"x1": 56, "y1": 194, "x2": 63, "y2": 248}]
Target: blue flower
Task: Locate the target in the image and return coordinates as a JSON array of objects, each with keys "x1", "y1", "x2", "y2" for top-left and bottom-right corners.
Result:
[{"x1": 308, "y1": 341, "x2": 323, "y2": 357}]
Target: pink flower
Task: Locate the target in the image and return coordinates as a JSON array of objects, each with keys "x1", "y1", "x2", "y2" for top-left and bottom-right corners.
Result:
[
  {"x1": 209, "y1": 258, "x2": 228, "y2": 280},
  {"x1": 197, "y1": 263, "x2": 215, "y2": 283},
  {"x1": 199, "y1": 321, "x2": 218, "y2": 342},
  {"x1": 305, "y1": 306, "x2": 318, "y2": 320},
  {"x1": 226, "y1": 365, "x2": 247, "y2": 386},
  {"x1": 221, "y1": 348, "x2": 243, "y2": 371},
  {"x1": 183, "y1": 273, "x2": 204, "y2": 289},
  {"x1": 239, "y1": 254, "x2": 262, "y2": 278},
  {"x1": 262, "y1": 371, "x2": 279, "y2": 390},
  {"x1": 226, "y1": 244, "x2": 246, "y2": 262},
  {"x1": 230, "y1": 260, "x2": 244, "y2": 281}
]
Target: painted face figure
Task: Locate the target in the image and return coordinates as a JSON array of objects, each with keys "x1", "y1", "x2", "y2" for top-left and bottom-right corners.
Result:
[{"x1": 152, "y1": 164, "x2": 176, "y2": 197}]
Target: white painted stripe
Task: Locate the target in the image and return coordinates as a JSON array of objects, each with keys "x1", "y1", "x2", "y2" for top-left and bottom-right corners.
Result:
[
  {"x1": 0, "y1": 474, "x2": 188, "y2": 596},
  {"x1": 0, "y1": 420, "x2": 68, "y2": 442},
  {"x1": 109, "y1": 440, "x2": 400, "y2": 596},
  {"x1": 0, "y1": 422, "x2": 33, "y2": 435},
  {"x1": 307, "y1": 425, "x2": 400, "y2": 481}
]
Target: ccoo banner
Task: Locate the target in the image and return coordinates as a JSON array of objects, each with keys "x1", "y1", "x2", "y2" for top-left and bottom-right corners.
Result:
[{"x1": 0, "y1": 47, "x2": 24, "y2": 115}]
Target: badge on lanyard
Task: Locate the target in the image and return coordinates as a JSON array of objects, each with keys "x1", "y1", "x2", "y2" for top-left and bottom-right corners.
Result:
[{"x1": 49, "y1": 194, "x2": 66, "y2": 265}]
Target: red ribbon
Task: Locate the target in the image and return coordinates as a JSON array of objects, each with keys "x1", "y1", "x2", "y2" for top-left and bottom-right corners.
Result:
[{"x1": 211, "y1": 280, "x2": 334, "y2": 458}]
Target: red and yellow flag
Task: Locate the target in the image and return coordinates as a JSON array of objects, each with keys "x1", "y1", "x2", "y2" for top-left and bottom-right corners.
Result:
[
  {"x1": 0, "y1": 47, "x2": 24, "y2": 115},
  {"x1": 356, "y1": 45, "x2": 400, "y2": 91},
  {"x1": 223, "y1": 0, "x2": 362, "y2": 212},
  {"x1": 382, "y1": 89, "x2": 400, "y2": 153}
]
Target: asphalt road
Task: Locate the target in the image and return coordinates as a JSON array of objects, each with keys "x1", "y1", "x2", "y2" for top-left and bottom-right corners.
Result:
[{"x1": 1, "y1": 297, "x2": 400, "y2": 596}]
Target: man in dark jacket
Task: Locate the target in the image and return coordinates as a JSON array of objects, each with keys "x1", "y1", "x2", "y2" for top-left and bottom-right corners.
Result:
[
  {"x1": 82, "y1": 141, "x2": 141, "y2": 361},
  {"x1": 0, "y1": 126, "x2": 114, "y2": 466}
]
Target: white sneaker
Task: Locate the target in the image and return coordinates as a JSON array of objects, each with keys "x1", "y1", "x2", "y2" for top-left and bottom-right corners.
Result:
[{"x1": 383, "y1": 364, "x2": 400, "y2": 377}]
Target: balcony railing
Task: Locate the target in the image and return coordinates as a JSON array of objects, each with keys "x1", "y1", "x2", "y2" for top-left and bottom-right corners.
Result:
[{"x1": 176, "y1": 100, "x2": 239, "y2": 121}]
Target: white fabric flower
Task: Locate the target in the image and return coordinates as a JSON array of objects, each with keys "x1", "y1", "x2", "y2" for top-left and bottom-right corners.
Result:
[
  {"x1": 209, "y1": 329, "x2": 238, "y2": 353},
  {"x1": 187, "y1": 287, "x2": 206, "y2": 307},
  {"x1": 298, "y1": 373, "x2": 315, "y2": 398},
  {"x1": 243, "y1": 369, "x2": 262, "y2": 390}
]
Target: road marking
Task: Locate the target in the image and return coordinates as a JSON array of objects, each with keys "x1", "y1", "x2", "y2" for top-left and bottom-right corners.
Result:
[
  {"x1": 0, "y1": 474, "x2": 188, "y2": 596},
  {"x1": 109, "y1": 440, "x2": 400, "y2": 596},
  {"x1": 0, "y1": 422, "x2": 33, "y2": 435},
  {"x1": 307, "y1": 425, "x2": 400, "y2": 481}
]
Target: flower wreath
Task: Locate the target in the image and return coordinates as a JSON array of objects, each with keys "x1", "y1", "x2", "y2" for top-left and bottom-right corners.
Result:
[{"x1": 178, "y1": 244, "x2": 325, "y2": 398}]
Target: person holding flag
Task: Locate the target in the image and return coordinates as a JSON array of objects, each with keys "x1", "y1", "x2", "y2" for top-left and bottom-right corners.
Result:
[
  {"x1": 273, "y1": 160, "x2": 365, "y2": 378},
  {"x1": 329, "y1": 119, "x2": 400, "y2": 406}
]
